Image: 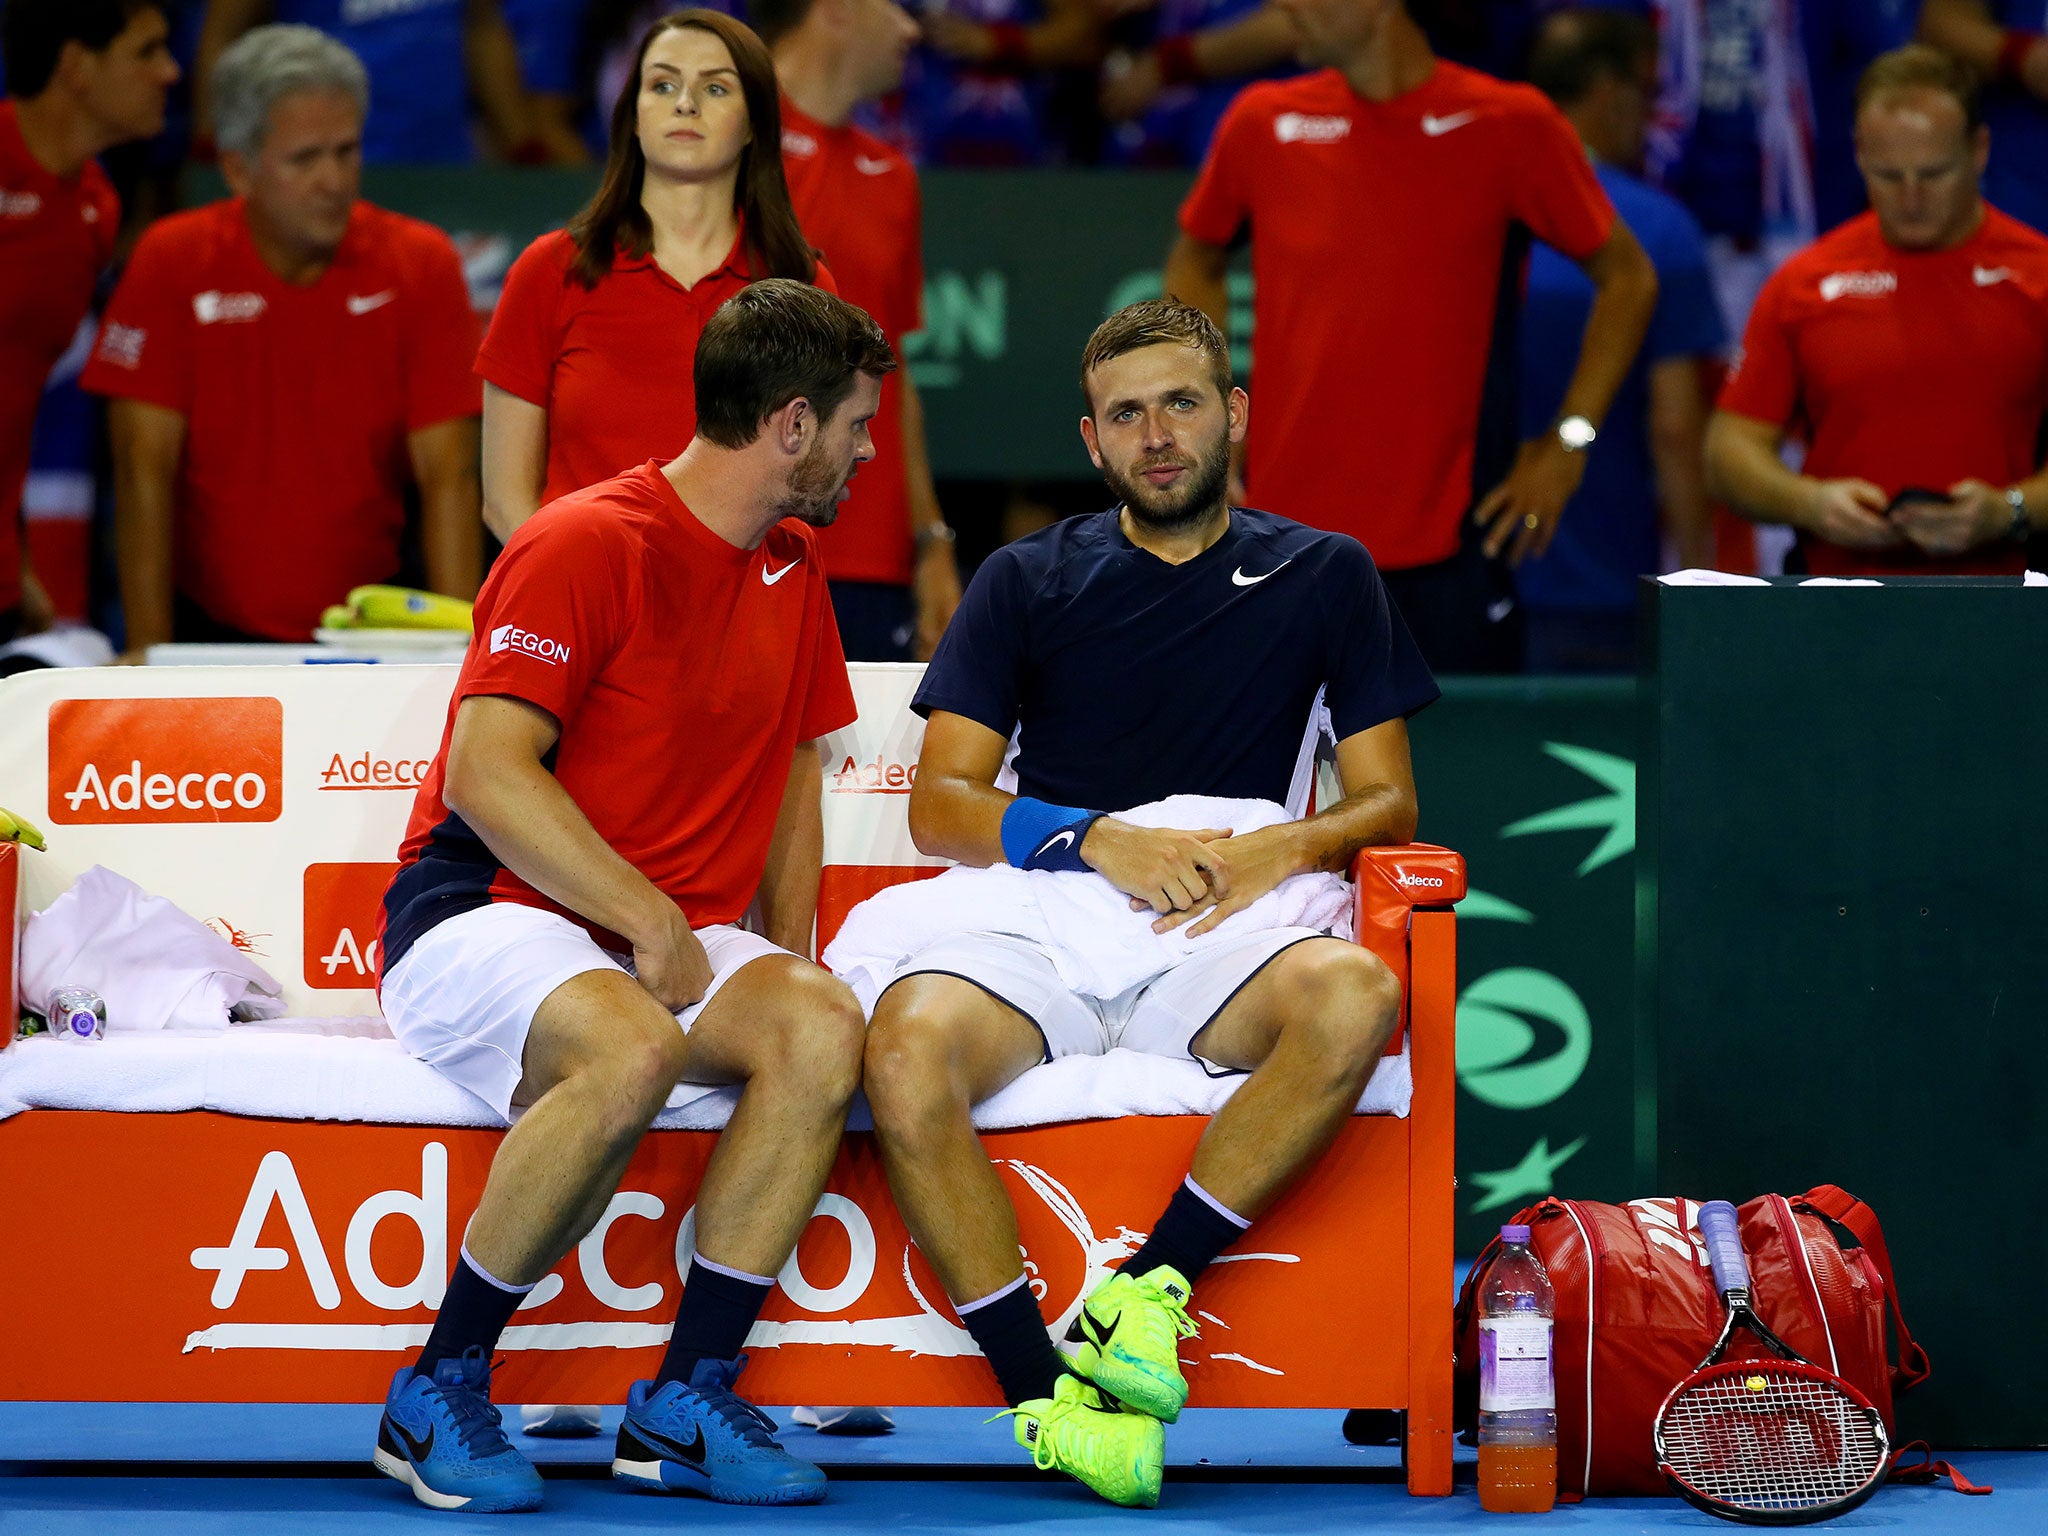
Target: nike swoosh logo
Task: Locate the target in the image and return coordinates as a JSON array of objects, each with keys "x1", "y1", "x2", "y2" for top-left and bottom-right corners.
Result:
[
  {"x1": 762, "y1": 559, "x2": 802, "y2": 585},
  {"x1": 1973, "y1": 265, "x2": 2014, "y2": 287},
  {"x1": 629, "y1": 1420, "x2": 707, "y2": 1467},
  {"x1": 1232, "y1": 561, "x2": 1290, "y2": 586},
  {"x1": 855, "y1": 155, "x2": 894, "y2": 175},
  {"x1": 1037, "y1": 829, "x2": 1078, "y2": 857},
  {"x1": 1421, "y1": 111, "x2": 1478, "y2": 137},
  {"x1": 389, "y1": 1417, "x2": 434, "y2": 1462},
  {"x1": 347, "y1": 290, "x2": 395, "y2": 315}
]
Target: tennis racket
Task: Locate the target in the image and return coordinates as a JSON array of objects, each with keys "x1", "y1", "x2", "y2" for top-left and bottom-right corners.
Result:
[{"x1": 1652, "y1": 1200, "x2": 1889, "y2": 1525}]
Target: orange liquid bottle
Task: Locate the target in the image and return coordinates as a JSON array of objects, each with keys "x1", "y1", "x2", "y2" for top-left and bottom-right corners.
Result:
[{"x1": 1476, "y1": 1223, "x2": 1558, "y2": 1514}]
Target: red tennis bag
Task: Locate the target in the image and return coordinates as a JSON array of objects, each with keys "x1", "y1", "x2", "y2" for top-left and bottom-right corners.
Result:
[{"x1": 1453, "y1": 1186, "x2": 1930, "y2": 1497}]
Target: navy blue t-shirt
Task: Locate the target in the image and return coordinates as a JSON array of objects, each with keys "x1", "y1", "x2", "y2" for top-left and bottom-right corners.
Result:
[{"x1": 913, "y1": 508, "x2": 1439, "y2": 811}]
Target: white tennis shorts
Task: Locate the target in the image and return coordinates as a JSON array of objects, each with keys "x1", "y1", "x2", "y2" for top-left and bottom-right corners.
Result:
[
  {"x1": 380, "y1": 902, "x2": 789, "y2": 1118},
  {"x1": 881, "y1": 926, "x2": 1331, "y2": 1075}
]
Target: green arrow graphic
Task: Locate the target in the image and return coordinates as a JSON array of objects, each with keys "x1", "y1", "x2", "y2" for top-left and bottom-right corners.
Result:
[
  {"x1": 1456, "y1": 967, "x2": 1592, "y2": 1108},
  {"x1": 1500, "y1": 743, "x2": 1635, "y2": 875},
  {"x1": 1468, "y1": 1135, "x2": 1589, "y2": 1213},
  {"x1": 1459, "y1": 888, "x2": 1535, "y2": 924}
]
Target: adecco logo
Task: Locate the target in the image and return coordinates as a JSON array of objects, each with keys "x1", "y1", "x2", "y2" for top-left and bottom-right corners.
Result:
[
  {"x1": 830, "y1": 753, "x2": 917, "y2": 794},
  {"x1": 1397, "y1": 871, "x2": 1446, "y2": 889},
  {"x1": 49, "y1": 698, "x2": 283, "y2": 825},
  {"x1": 318, "y1": 752, "x2": 433, "y2": 791},
  {"x1": 304, "y1": 862, "x2": 399, "y2": 989}
]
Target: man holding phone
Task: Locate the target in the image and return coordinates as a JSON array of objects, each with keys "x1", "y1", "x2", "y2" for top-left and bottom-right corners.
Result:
[{"x1": 1705, "y1": 45, "x2": 2048, "y2": 575}]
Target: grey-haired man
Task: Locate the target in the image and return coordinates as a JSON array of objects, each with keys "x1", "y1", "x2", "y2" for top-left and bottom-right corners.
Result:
[{"x1": 82, "y1": 23, "x2": 483, "y2": 655}]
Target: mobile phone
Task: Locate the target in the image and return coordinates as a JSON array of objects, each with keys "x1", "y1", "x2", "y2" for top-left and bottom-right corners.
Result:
[{"x1": 1884, "y1": 487, "x2": 1950, "y2": 515}]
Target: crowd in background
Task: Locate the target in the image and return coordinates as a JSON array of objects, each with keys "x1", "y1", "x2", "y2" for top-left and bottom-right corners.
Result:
[{"x1": 6, "y1": 0, "x2": 2048, "y2": 680}]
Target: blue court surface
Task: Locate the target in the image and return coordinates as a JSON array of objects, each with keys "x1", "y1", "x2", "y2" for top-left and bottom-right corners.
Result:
[{"x1": 0, "y1": 1404, "x2": 2031, "y2": 1533}]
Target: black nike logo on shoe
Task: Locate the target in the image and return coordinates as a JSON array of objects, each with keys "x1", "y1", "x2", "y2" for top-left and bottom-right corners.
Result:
[
  {"x1": 384, "y1": 1415, "x2": 434, "y2": 1463},
  {"x1": 622, "y1": 1420, "x2": 707, "y2": 1469}
]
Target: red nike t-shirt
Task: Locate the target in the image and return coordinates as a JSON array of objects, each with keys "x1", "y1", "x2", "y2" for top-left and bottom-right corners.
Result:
[
  {"x1": 0, "y1": 101, "x2": 119, "y2": 617},
  {"x1": 383, "y1": 462, "x2": 857, "y2": 967},
  {"x1": 1719, "y1": 207, "x2": 2048, "y2": 576},
  {"x1": 782, "y1": 97, "x2": 923, "y2": 587},
  {"x1": 80, "y1": 197, "x2": 482, "y2": 638},
  {"x1": 478, "y1": 226, "x2": 838, "y2": 506},
  {"x1": 1180, "y1": 63, "x2": 1614, "y2": 571}
]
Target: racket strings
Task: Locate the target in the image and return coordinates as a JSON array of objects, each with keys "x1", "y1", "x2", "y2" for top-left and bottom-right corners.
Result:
[{"x1": 1662, "y1": 1370, "x2": 1886, "y2": 1511}]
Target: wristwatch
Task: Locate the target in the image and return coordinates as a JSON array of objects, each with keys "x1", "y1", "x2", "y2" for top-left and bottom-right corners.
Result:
[
  {"x1": 915, "y1": 522, "x2": 957, "y2": 557},
  {"x1": 2008, "y1": 486, "x2": 2032, "y2": 545},
  {"x1": 1555, "y1": 415, "x2": 1597, "y2": 454}
]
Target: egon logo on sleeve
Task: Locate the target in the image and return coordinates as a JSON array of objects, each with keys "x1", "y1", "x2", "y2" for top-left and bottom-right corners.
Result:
[{"x1": 49, "y1": 698, "x2": 284, "y2": 824}]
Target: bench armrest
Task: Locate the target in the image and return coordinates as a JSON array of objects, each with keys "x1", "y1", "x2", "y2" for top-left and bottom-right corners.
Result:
[{"x1": 1350, "y1": 844, "x2": 1467, "y2": 907}]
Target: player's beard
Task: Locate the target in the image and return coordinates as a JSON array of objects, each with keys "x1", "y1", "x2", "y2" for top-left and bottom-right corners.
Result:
[
  {"x1": 1103, "y1": 430, "x2": 1231, "y2": 533},
  {"x1": 779, "y1": 437, "x2": 852, "y2": 527}
]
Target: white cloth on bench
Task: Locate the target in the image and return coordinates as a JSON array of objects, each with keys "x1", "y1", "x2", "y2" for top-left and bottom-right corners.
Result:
[
  {"x1": 824, "y1": 794, "x2": 1355, "y2": 1011},
  {"x1": 19, "y1": 865, "x2": 285, "y2": 1034},
  {"x1": 0, "y1": 1028, "x2": 1410, "y2": 1127}
]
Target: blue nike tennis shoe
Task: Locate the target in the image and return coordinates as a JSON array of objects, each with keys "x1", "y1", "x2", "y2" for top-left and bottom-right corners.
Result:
[
  {"x1": 374, "y1": 1348, "x2": 544, "y2": 1513},
  {"x1": 612, "y1": 1356, "x2": 827, "y2": 1505}
]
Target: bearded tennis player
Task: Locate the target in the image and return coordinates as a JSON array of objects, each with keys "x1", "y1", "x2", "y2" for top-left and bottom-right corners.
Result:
[
  {"x1": 372, "y1": 281, "x2": 892, "y2": 1513},
  {"x1": 854, "y1": 298, "x2": 1440, "y2": 1506}
]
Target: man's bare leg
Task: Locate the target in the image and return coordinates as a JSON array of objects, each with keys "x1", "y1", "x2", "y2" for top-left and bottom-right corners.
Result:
[
  {"x1": 1114, "y1": 939, "x2": 1402, "y2": 1287},
  {"x1": 862, "y1": 974, "x2": 1064, "y2": 1405},
  {"x1": 424, "y1": 957, "x2": 864, "y2": 1379}
]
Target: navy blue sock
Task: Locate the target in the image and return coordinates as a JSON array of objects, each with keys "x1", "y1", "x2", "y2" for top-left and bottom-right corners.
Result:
[
  {"x1": 414, "y1": 1247, "x2": 532, "y2": 1378},
  {"x1": 1120, "y1": 1176, "x2": 1251, "y2": 1286},
  {"x1": 658, "y1": 1255, "x2": 775, "y2": 1388},
  {"x1": 957, "y1": 1276, "x2": 1067, "y2": 1408}
]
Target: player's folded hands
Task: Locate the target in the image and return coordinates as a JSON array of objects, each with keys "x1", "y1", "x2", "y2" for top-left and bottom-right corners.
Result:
[
  {"x1": 1082, "y1": 818, "x2": 1232, "y2": 916},
  {"x1": 1145, "y1": 823, "x2": 1301, "y2": 938}
]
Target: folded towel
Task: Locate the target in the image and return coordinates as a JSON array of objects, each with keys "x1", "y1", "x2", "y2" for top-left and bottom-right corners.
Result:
[
  {"x1": 0, "y1": 1030, "x2": 1409, "y2": 1126},
  {"x1": 19, "y1": 866, "x2": 285, "y2": 1033},
  {"x1": 824, "y1": 795, "x2": 1353, "y2": 1011}
]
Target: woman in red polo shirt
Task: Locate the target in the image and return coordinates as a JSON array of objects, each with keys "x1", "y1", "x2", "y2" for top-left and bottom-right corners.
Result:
[{"x1": 479, "y1": 8, "x2": 832, "y2": 537}]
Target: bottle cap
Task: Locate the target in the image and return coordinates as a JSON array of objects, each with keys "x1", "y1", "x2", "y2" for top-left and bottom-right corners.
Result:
[{"x1": 1500, "y1": 1223, "x2": 1531, "y2": 1243}]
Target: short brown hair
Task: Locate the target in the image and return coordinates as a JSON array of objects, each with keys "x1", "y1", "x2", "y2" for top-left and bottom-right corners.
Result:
[
  {"x1": 1080, "y1": 298, "x2": 1232, "y2": 413},
  {"x1": 1856, "y1": 44, "x2": 1982, "y2": 133},
  {"x1": 694, "y1": 279, "x2": 897, "y2": 449}
]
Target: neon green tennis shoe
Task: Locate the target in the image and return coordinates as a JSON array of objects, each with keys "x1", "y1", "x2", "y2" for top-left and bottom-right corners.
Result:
[
  {"x1": 1071, "y1": 1265, "x2": 1198, "y2": 1423},
  {"x1": 1000, "y1": 1374, "x2": 1164, "y2": 1508}
]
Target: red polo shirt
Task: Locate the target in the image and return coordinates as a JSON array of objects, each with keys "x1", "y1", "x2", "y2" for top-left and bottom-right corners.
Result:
[
  {"x1": 1180, "y1": 63, "x2": 1615, "y2": 571},
  {"x1": 81, "y1": 197, "x2": 482, "y2": 639},
  {"x1": 1719, "y1": 207, "x2": 2048, "y2": 576},
  {"x1": 479, "y1": 225, "x2": 838, "y2": 505},
  {"x1": 0, "y1": 102, "x2": 118, "y2": 616},
  {"x1": 782, "y1": 96, "x2": 923, "y2": 587},
  {"x1": 381, "y1": 461, "x2": 857, "y2": 969}
]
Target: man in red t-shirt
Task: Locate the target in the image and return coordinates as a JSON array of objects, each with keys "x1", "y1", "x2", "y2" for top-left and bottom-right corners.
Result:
[
  {"x1": 1708, "y1": 45, "x2": 2048, "y2": 576},
  {"x1": 81, "y1": 25, "x2": 481, "y2": 652},
  {"x1": 762, "y1": 0, "x2": 962, "y2": 660},
  {"x1": 372, "y1": 282, "x2": 892, "y2": 1514},
  {"x1": 0, "y1": 0, "x2": 178, "y2": 641},
  {"x1": 1166, "y1": 0, "x2": 1657, "y2": 672}
]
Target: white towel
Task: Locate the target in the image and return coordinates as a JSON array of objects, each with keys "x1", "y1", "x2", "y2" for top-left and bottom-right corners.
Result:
[
  {"x1": 0, "y1": 1033, "x2": 1409, "y2": 1126},
  {"x1": 18, "y1": 866, "x2": 285, "y2": 1034},
  {"x1": 823, "y1": 795, "x2": 1354, "y2": 1012}
]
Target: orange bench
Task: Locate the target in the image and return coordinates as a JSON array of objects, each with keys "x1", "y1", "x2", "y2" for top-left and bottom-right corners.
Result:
[{"x1": 0, "y1": 664, "x2": 1461, "y2": 1493}]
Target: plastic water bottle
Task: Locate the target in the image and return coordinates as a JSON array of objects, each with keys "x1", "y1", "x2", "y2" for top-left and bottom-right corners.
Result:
[
  {"x1": 45, "y1": 987, "x2": 106, "y2": 1042},
  {"x1": 1477, "y1": 1222, "x2": 1557, "y2": 1513}
]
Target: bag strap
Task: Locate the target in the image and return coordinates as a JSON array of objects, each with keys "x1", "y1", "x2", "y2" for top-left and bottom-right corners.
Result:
[
  {"x1": 1890, "y1": 1441, "x2": 1993, "y2": 1496},
  {"x1": 1798, "y1": 1185, "x2": 1932, "y2": 1392}
]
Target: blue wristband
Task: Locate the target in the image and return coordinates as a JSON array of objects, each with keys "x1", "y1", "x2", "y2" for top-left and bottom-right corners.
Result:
[{"x1": 1000, "y1": 797, "x2": 1103, "y2": 872}]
